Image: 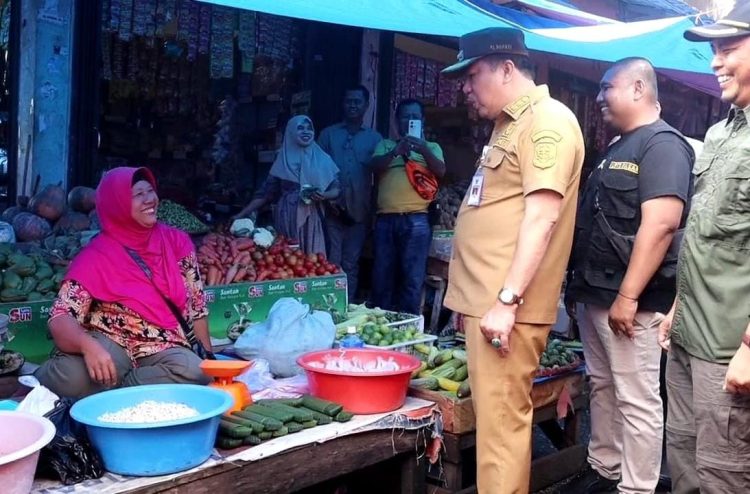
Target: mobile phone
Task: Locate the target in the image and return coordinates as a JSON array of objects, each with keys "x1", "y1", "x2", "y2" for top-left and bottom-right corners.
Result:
[{"x1": 408, "y1": 119, "x2": 422, "y2": 138}]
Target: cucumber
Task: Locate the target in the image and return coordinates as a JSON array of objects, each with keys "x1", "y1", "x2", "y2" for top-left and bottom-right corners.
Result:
[
  {"x1": 334, "y1": 411, "x2": 354, "y2": 422},
  {"x1": 257, "y1": 397, "x2": 304, "y2": 407},
  {"x1": 301, "y1": 419, "x2": 317, "y2": 429},
  {"x1": 234, "y1": 410, "x2": 283, "y2": 431},
  {"x1": 216, "y1": 436, "x2": 243, "y2": 449},
  {"x1": 242, "y1": 434, "x2": 262, "y2": 446},
  {"x1": 410, "y1": 377, "x2": 439, "y2": 390},
  {"x1": 286, "y1": 421, "x2": 304, "y2": 433},
  {"x1": 301, "y1": 395, "x2": 343, "y2": 417},
  {"x1": 453, "y1": 364, "x2": 468, "y2": 382},
  {"x1": 224, "y1": 414, "x2": 264, "y2": 433},
  {"x1": 258, "y1": 431, "x2": 273, "y2": 440},
  {"x1": 457, "y1": 380, "x2": 472, "y2": 399},
  {"x1": 272, "y1": 426, "x2": 289, "y2": 437},
  {"x1": 219, "y1": 420, "x2": 254, "y2": 438},
  {"x1": 261, "y1": 402, "x2": 314, "y2": 423},
  {"x1": 302, "y1": 407, "x2": 333, "y2": 425},
  {"x1": 244, "y1": 404, "x2": 294, "y2": 423}
]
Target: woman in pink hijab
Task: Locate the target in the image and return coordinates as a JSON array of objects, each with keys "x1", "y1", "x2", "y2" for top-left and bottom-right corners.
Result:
[
  {"x1": 35, "y1": 167, "x2": 212, "y2": 398},
  {"x1": 235, "y1": 115, "x2": 339, "y2": 254}
]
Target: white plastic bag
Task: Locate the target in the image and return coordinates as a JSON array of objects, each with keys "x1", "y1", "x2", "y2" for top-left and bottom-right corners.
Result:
[
  {"x1": 17, "y1": 377, "x2": 59, "y2": 416},
  {"x1": 234, "y1": 298, "x2": 336, "y2": 377}
]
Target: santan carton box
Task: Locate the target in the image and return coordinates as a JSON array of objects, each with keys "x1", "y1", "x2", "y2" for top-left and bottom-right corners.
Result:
[
  {"x1": 1, "y1": 274, "x2": 348, "y2": 362},
  {"x1": 203, "y1": 274, "x2": 348, "y2": 340},
  {"x1": 2, "y1": 300, "x2": 55, "y2": 364}
]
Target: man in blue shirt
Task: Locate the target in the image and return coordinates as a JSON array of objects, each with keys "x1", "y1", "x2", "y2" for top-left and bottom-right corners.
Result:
[{"x1": 319, "y1": 86, "x2": 382, "y2": 301}]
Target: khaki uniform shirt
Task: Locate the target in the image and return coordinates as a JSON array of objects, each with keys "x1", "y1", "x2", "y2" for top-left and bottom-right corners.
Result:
[
  {"x1": 444, "y1": 85, "x2": 584, "y2": 323},
  {"x1": 672, "y1": 107, "x2": 750, "y2": 363}
]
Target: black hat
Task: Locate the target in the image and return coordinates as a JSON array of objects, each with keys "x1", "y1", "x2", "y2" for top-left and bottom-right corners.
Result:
[
  {"x1": 442, "y1": 27, "x2": 529, "y2": 76},
  {"x1": 685, "y1": 2, "x2": 750, "y2": 41}
]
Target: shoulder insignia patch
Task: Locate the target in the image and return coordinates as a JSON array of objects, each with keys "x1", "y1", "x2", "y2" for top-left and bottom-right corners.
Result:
[
  {"x1": 505, "y1": 96, "x2": 531, "y2": 119},
  {"x1": 531, "y1": 130, "x2": 562, "y2": 169}
]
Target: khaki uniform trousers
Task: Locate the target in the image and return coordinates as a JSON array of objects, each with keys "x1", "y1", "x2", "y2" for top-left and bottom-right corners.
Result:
[{"x1": 464, "y1": 315, "x2": 550, "y2": 494}]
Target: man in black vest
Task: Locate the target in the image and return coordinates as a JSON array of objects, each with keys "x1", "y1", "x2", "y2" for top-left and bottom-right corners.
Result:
[{"x1": 566, "y1": 58, "x2": 694, "y2": 494}]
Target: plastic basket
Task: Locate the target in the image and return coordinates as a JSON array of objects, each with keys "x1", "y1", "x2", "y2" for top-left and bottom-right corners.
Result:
[
  {"x1": 364, "y1": 334, "x2": 438, "y2": 355},
  {"x1": 384, "y1": 314, "x2": 424, "y2": 332}
]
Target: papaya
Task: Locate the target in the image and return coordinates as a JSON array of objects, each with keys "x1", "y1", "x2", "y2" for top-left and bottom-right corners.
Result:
[
  {"x1": 34, "y1": 263, "x2": 54, "y2": 280},
  {"x1": 7, "y1": 254, "x2": 36, "y2": 276},
  {"x1": 36, "y1": 279, "x2": 56, "y2": 293},
  {"x1": 3, "y1": 271, "x2": 22, "y2": 290},
  {"x1": 20, "y1": 277, "x2": 38, "y2": 294},
  {"x1": 27, "y1": 291, "x2": 44, "y2": 301},
  {"x1": 0, "y1": 288, "x2": 27, "y2": 302}
]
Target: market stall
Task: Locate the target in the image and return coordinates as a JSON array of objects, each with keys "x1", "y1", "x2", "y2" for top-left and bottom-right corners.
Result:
[
  {"x1": 30, "y1": 397, "x2": 437, "y2": 494},
  {"x1": 407, "y1": 338, "x2": 587, "y2": 493}
]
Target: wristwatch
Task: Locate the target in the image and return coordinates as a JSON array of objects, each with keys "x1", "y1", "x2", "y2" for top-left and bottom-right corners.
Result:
[
  {"x1": 742, "y1": 333, "x2": 750, "y2": 349},
  {"x1": 498, "y1": 288, "x2": 524, "y2": 306}
]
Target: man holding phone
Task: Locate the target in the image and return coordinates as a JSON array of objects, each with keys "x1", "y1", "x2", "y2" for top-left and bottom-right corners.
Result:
[{"x1": 370, "y1": 99, "x2": 446, "y2": 315}]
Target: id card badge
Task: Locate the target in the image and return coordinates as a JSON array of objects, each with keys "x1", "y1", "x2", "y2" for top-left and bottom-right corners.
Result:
[{"x1": 467, "y1": 169, "x2": 484, "y2": 207}]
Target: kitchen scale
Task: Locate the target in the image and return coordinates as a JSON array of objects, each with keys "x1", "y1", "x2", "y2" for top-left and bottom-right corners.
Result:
[{"x1": 200, "y1": 360, "x2": 253, "y2": 412}]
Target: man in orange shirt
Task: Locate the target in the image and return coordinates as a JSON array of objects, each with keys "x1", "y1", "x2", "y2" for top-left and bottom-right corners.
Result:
[{"x1": 442, "y1": 27, "x2": 584, "y2": 493}]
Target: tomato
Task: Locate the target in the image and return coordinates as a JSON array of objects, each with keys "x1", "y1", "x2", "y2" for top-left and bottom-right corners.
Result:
[
  {"x1": 288, "y1": 255, "x2": 298, "y2": 266},
  {"x1": 274, "y1": 255, "x2": 285, "y2": 266},
  {"x1": 256, "y1": 259, "x2": 267, "y2": 268},
  {"x1": 307, "y1": 253, "x2": 319, "y2": 264},
  {"x1": 315, "y1": 266, "x2": 327, "y2": 276},
  {"x1": 293, "y1": 266, "x2": 305, "y2": 277},
  {"x1": 265, "y1": 254, "x2": 274, "y2": 265},
  {"x1": 252, "y1": 251, "x2": 263, "y2": 261},
  {"x1": 269, "y1": 245, "x2": 281, "y2": 255}
]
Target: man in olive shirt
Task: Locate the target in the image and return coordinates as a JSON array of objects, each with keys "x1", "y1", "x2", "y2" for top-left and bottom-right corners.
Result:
[
  {"x1": 318, "y1": 86, "x2": 382, "y2": 301},
  {"x1": 442, "y1": 28, "x2": 583, "y2": 493},
  {"x1": 658, "y1": 4, "x2": 750, "y2": 492}
]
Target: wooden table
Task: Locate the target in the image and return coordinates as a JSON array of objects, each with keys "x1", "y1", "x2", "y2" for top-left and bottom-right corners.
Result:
[
  {"x1": 411, "y1": 372, "x2": 588, "y2": 494},
  {"x1": 125, "y1": 429, "x2": 428, "y2": 494},
  {"x1": 427, "y1": 394, "x2": 588, "y2": 494}
]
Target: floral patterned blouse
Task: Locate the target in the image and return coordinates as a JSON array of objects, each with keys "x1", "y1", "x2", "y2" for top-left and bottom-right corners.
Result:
[{"x1": 49, "y1": 253, "x2": 208, "y2": 362}]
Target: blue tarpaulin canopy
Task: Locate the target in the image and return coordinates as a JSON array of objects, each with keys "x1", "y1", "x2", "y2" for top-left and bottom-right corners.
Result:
[{"x1": 200, "y1": 0, "x2": 717, "y2": 93}]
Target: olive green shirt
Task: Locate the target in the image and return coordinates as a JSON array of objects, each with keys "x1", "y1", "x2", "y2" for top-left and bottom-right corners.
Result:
[{"x1": 672, "y1": 107, "x2": 750, "y2": 363}]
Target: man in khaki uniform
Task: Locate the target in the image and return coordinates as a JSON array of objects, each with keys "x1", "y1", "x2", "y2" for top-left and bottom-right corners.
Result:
[{"x1": 442, "y1": 28, "x2": 584, "y2": 494}]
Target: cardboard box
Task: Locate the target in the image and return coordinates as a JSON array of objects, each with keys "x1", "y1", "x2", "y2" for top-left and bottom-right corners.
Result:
[
  {"x1": 204, "y1": 274, "x2": 348, "y2": 340},
  {"x1": 409, "y1": 371, "x2": 585, "y2": 433},
  {"x1": 2, "y1": 300, "x2": 55, "y2": 364}
]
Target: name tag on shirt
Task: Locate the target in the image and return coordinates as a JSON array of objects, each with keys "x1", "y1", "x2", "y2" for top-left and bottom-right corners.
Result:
[{"x1": 467, "y1": 170, "x2": 484, "y2": 207}]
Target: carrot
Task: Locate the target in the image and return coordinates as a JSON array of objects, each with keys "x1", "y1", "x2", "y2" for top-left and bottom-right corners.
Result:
[
  {"x1": 207, "y1": 266, "x2": 220, "y2": 286},
  {"x1": 224, "y1": 264, "x2": 240, "y2": 285},
  {"x1": 233, "y1": 267, "x2": 247, "y2": 283}
]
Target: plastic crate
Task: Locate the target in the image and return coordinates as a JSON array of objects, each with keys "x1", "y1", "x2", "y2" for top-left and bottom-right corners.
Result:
[
  {"x1": 384, "y1": 314, "x2": 424, "y2": 332},
  {"x1": 364, "y1": 333, "x2": 438, "y2": 355}
]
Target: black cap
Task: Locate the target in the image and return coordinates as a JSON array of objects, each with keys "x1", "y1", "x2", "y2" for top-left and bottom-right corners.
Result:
[
  {"x1": 442, "y1": 27, "x2": 529, "y2": 76},
  {"x1": 685, "y1": 2, "x2": 750, "y2": 41}
]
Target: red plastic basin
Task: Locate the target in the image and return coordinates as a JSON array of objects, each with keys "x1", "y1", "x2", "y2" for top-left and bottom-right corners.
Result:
[{"x1": 297, "y1": 349, "x2": 421, "y2": 414}]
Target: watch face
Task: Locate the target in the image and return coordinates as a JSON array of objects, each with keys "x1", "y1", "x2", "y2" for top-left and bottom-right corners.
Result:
[{"x1": 499, "y1": 289, "x2": 513, "y2": 304}]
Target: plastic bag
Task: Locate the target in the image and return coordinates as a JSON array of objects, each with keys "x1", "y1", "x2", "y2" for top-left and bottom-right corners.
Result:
[
  {"x1": 36, "y1": 398, "x2": 105, "y2": 485},
  {"x1": 233, "y1": 358, "x2": 310, "y2": 400},
  {"x1": 234, "y1": 298, "x2": 336, "y2": 377}
]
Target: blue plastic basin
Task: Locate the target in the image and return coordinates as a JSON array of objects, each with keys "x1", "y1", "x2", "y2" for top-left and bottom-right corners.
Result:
[{"x1": 70, "y1": 384, "x2": 232, "y2": 476}]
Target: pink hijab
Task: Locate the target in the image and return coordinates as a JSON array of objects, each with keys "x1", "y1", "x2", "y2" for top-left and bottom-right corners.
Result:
[{"x1": 65, "y1": 167, "x2": 193, "y2": 329}]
